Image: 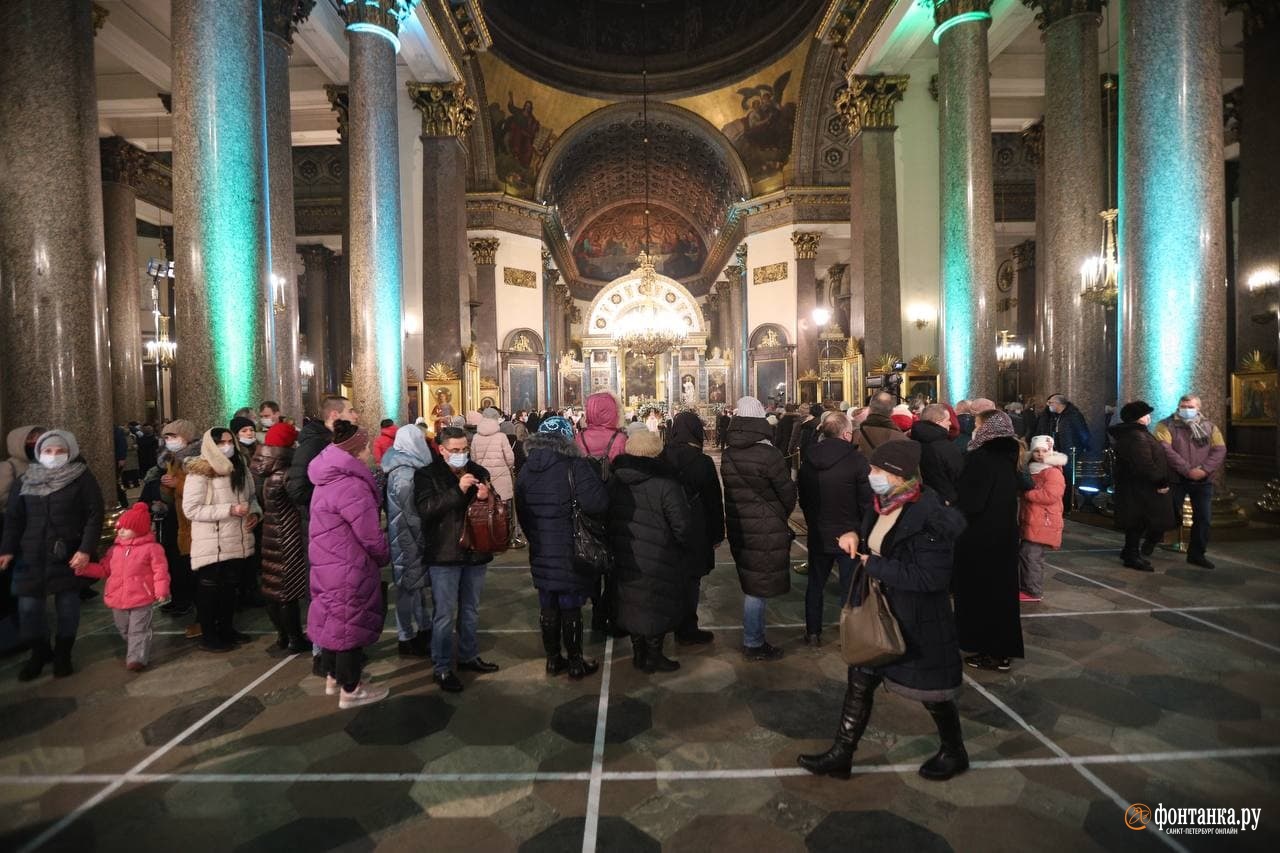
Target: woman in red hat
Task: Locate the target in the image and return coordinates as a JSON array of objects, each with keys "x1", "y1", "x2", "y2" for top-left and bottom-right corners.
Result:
[{"x1": 75, "y1": 502, "x2": 169, "y2": 671}]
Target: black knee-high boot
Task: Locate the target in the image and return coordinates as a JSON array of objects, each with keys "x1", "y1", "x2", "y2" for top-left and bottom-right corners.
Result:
[
  {"x1": 642, "y1": 634, "x2": 679, "y2": 673},
  {"x1": 263, "y1": 601, "x2": 288, "y2": 650},
  {"x1": 540, "y1": 608, "x2": 567, "y2": 675},
  {"x1": 18, "y1": 638, "x2": 51, "y2": 681},
  {"x1": 797, "y1": 669, "x2": 881, "y2": 777},
  {"x1": 197, "y1": 579, "x2": 229, "y2": 652},
  {"x1": 919, "y1": 700, "x2": 969, "y2": 780},
  {"x1": 562, "y1": 608, "x2": 598, "y2": 680},
  {"x1": 52, "y1": 635, "x2": 75, "y2": 678},
  {"x1": 281, "y1": 600, "x2": 310, "y2": 653},
  {"x1": 219, "y1": 582, "x2": 248, "y2": 644},
  {"x1": 630, "y1": 634, "x2": 647, "y2": 670}
]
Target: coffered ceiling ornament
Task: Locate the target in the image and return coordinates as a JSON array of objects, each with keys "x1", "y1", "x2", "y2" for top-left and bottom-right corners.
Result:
[{"x1": 407, "y1": 81, "x2": 477, "y2": 138}]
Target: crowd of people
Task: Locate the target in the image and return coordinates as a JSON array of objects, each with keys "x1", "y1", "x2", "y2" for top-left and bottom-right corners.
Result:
[{"x1": 0, "y1": 385, "x2": 1227, "y2": 776}]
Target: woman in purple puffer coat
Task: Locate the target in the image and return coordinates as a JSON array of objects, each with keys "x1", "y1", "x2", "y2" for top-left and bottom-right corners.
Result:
[{"x1": 306, "y1": 421, "x2": 390, "y2": 710}]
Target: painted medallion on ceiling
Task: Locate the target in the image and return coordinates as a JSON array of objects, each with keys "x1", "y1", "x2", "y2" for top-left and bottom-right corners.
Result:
[{"x1": 572, "y1": 203, "x2": 706, "y2": 283}]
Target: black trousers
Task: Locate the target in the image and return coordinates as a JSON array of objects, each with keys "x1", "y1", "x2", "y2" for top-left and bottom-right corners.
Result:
[{"x1": 320, "y1": 647, "x2": 366, "y2": 692}]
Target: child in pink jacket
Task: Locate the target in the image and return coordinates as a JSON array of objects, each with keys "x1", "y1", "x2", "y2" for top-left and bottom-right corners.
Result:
[
  {"x1": 1018, "y1": 436, "x2": 1068, "y2": 603},
  {"x1": 76, "y1": 502, "x2": 169, "y2": 671}
]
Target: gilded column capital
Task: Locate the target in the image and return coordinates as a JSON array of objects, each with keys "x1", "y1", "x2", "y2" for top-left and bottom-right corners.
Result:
[
  {"x1": 1224, "y1": 87, "x2": 1242, "y2": 146},
  {"x1": 792, "y1": 232, "x2": 822, "y2": 260},
  {"x1": 553, "y1": 281, "x2": 571, "y2": 304},
  {"x1": 540, "y1": 247, "x2": 552, "y2": 267},
  {"x1": 99, "y1": 136, "x2": 152, "y2": 190},
  {"x1": 1010, "y1": 240, "x2": 1036, "y2": 271},
  {"x1": 92, "y1": 3, "x2": 108, "y2": 35},
  {"x1": 1020, "y1": 119, "x2": 1045, "y2": 165},
  {"x1": 339, "y1": 0, "x2": 419, "y2": 36},
  {"x1": 716, "y1": 279, "x2": 732, "y2": 297},
  {"x1": 705, "y1": 291, "x2": 719, "y2": 310},
  {"x1": 724, "y1": 264, "x2": 744, "y2": 285},
  {"x1": 926, "y1": 0, "x2": 993, "y2": 27},
  {"x1": 263, "y1": 0, "x2": 317, "y2": 45},
  {"x1": 835, "y1": 74, "x2": 909, "y2": 136},
  {"x1": 299, "y1": 243, "x2": 335, "y2": 266},
  {"x1": 827, "y1": 263, "x2": 848, "y2": 292},
  {"x1": 1224, "y1": 0, "x2": 1280, "y2": 39},
  {"x1": 406, "y1": 81, "x2": 476, "y2": 138},
  {"x1": 1021, "y1": 0, "x2": 1104, "y2": 30},
  {"x1": 734, "y1": 244, "x2": 747, "y2": 268},
  {"x1": 544, "y1": 267, "x2": 561, "y2": 287},
  {"x1": 324, "y1": 84, "x2": 349, "y2": 143},
  {"x1": 468, "y1": 237, "x2": 500, "y2": 266}
]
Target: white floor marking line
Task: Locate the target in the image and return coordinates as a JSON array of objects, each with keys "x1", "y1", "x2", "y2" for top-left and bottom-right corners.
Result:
[
  {"x1": 1021, "y1": 602, "x2": 1280, "y2": 619},
  {"x1": 582, "y1": 635, "x2": 614, "y2": 853},
  {"x1": 1048, "y1": 563, "x2": 1280, "y2": 655},
  {"x1": 965, "y1": 675, "x2": 1189, "y2": 853},
  {"x1": 15, "y1": 653, "x2": 299, "y2": 853},
  {"x1": 5, "y1": 746, "x2": 1278, "y2": 788}
]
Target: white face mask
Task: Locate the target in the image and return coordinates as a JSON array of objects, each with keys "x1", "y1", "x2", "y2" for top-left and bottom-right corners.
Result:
[
  {"x1": 260, "y1": 417, "x2": 275, "y2": 428},
  {"x1": 39, "y1": 453, "x2": 69, "y2": 470},
  {"x1": 447, "y1": 452, "x2": 469, "y2": 469},
  {"x1": 164, "y1": 439, "x2": 185, "y2": 452},
  {"x1": 1178, "y1": 407, "x2": 1198, "y2": 420},
  {"x1": 238, "y1": 437, "x2": 256, "y2": 446},
  {"x1": 219, "y1": 444, "x2": 236, "y2": 458},
  {"x1": 868, "y1": 472, "x2": 893, "y2": 495}
]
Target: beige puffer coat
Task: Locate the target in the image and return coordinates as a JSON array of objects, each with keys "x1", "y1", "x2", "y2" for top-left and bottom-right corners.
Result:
[
  {"x1": 182, "y1": 431, "x2": 259, "y2": 570},
  {"x1": 471, "y1": 418, "x2": 515, "y2": 501}
]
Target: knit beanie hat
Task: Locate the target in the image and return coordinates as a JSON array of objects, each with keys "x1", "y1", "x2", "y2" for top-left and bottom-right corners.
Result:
[
  {"x1": 333, "y1": 420, "x2": 368, "y2": 455},
  {"x1": 482, "y1": 407, "x2": 501, "y2": 420},
  {"x1": 625, "y1": 429, "x2": 663, "y2": 458},
  {"x1": 1029, "y1": 435, "x2": 1054, "y2": 453},
  {"x1": 265, "y1": 422, "x2": 299, "y2": 447},
  {"x1": 537, "y1": 415, "x2": 575, "y2": 442},
  {"x1": 1120, "y1": 400, "x2": 1154, "y2": 423},
  {"x1": 869, "y1": 439, "x2": 922, "y2": 479},
  {"x1": 116, "y1": 501, "x2": 152, "y2": 537},
  {"x1": 625, "y1": 421, "x2": 649, "y2": 438},
  {"x1": 734, "y1": 396, "x2": 766, "y2": 419},
  {"x1": 891, "y1": 413, "x2": 914, "y2": 431},
  {"x1": 448, "y1": 415, "x2": 467, "y2": 428},
  {"x1": 35, "y1": 431, "x2": 75, "y2": 456},
  {"x1": 230, "y1": 416, "x2": 256, "y2": 435}
]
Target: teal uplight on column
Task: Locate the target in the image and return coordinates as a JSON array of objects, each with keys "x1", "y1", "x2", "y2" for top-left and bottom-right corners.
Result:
[
  {"x1": 172, "y1": 0, "x2": 272, "y2": 429},
  {"x1": 930, "y1": 0, "x2": 997, "y2": 403},
  {"x1": 1117, "y1": 0, "x2": 1227, "y2": 424},
  {"x1": 341, "y1": 0, "x2": 418, "y2": 422}
]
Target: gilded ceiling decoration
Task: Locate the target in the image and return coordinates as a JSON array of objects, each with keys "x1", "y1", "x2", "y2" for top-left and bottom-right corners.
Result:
[{"x1": 481, "y1": 0, "x2": 825, "y2": 97}]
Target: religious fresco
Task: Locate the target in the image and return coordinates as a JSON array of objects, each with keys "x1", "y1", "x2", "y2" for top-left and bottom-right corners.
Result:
[{"x1": 572, "y1": 204, "x2": 706, "y2": 281}]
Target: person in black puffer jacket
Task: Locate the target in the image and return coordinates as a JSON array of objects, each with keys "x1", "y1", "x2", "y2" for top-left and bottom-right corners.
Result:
[
  {"x1": 798, "y1": 439, "x2": 969, "y2": 783},
  {"x1": 797, "y1": 411, "x2": 873, "y2": 644},
  {"x1": 661, "y1": 411, "x2": 724, "y2": 646},
  {"x1": 721, "y1": 396, "x2": 797, "y2": 661},
  {"x1": 608, "y1": 430, "x2": 690, "y2": 673},
  {"x1": 0, "y1": 430, "x2": 105, "y2": 681},
  {"x1": 1108, "y1": 401, "x2": 1175, "y2": 571},
  {"x1": 514, "y1": 417, "x2": 609, "y2": 679},
  {"x1": 911, "y1": 403, "x2": 963, "y2": 505}
]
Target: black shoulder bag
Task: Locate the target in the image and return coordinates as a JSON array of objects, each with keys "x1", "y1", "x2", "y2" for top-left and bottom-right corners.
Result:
[{"x1": 566, "y1": 465, "x2": 611, "y2": 577}]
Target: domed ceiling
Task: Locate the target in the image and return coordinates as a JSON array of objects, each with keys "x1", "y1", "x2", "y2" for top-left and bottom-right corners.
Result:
[{"x1": 481, "y1": 0, "x2": 826, "y2": 97}]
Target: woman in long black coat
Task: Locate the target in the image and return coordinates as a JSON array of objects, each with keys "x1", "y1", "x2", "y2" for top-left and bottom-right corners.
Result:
[
  {"x1": 798, "y1": 439, "x2": 969, "y2": 782},
  {"x1": 661, "y1": 411, "x2": 724, "y2": 645},
  {"x1": 608, "y1": 430, "x2": 690, "y2": 673},
  {"x1": 952, "y1": 410, "x2": 1024, "y2": 672},
  {"x1": 0, "y1": 430, "x2": 104, "y2": 681},
  {"x1": 514, "y1": 417, "x2": 609, "y2": 679},
  {"x1": 1108, "y1": 401, "x2": 1174, "y2": 571},
  {"x1": 721, "y1": 397, "x2": 797, "y2": 660}
]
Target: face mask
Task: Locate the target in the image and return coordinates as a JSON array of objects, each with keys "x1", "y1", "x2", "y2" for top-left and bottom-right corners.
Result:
[
  {"x1": 260, "y1": 418, "x2": 275, "y2": 428},
  {"x1": 1178, "y1": 407, "x2": 1197, "y2": 420},
  {"x1": 219, "y1": 444, "x2": 236, "y2": 458},
  {"x1": 868, "y1": 473, "x2": 893, "y2": 495},
  {"x1": 238, "y1": 437, "x2": 256, "y2": 446},
  {"x1": 39, "y1": 453, "x2": 69, "y2": 470},
  {"x1": 447, "y1": 452, "x2": 469, "y2": 469},
  {"x1": 164, "y1": 439, "x2": 185, "y2": 452}
]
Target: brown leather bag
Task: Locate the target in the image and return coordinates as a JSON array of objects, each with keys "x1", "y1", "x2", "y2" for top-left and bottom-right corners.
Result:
[
  {"x1": 458, "y1": 489, "x2": 511, "y2": 554},
  {"x1": 839, "y1": 559, "x2": 906, "y2": 667}
]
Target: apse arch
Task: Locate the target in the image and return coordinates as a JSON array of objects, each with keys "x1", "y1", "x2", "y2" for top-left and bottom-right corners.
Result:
[{"x1": 584, "y1": 269, "x2": 706, "y2": 340}]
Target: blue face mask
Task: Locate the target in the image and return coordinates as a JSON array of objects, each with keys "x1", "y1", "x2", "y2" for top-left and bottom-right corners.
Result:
[
  {"x1": 868, "y1": 473, "x2": 893, "y2": 495},
  {"x1": 1177, "y1": 407, "x2": 1198, "y2": 420},
  {"x1": 447, "y1": 452, "x2": 469, "y2": 469}
]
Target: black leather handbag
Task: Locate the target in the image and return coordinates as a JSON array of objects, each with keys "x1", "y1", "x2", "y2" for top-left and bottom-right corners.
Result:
[{"x1": 566, "y1": 467, "x2": 611, "y2": 577}]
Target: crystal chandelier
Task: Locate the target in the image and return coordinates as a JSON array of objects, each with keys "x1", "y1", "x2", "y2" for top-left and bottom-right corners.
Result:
[
  {"x1": 1080, "y1": 208, "x2": 1119, "y2": 307},
  {"x1": 146, "y1": 315, "x2": 177, "y2": 365},
  {"x1": 612, "y1": 251, "x2": 686, "y2": 365},
  {"x1": 996, "y1": 329, "x2": 1025, "y2": 366}
]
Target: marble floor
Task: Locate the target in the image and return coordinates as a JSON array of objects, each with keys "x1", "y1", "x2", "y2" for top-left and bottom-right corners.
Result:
[{"x1": 1, "y1": 516, "x2": 1278, "y2": 852}]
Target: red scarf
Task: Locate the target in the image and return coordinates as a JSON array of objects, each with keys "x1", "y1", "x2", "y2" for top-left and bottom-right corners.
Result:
[{"x1": 873, "y1": 477, "x2": 922, "y2": 515}]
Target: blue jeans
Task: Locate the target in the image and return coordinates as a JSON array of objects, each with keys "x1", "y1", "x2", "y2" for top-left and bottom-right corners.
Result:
[
  {"x1": 1168, "y1": 479, "x2": 1213, "y2": 558},
  {"x1": 19, "y1": 590, "x2": 81, "y2": 640},
  {"x1": 743, "y1": 594, "x2": 767, "y2": 648},
  {"x1": 429, "y1": 564, "x2": 488, "y2": 674},
  {"x1": 805, "y1": 550, "x2": 854, "y2": 635},
  {"x1": 392, "y1": 562, "x2": 430, "y2": 641}
]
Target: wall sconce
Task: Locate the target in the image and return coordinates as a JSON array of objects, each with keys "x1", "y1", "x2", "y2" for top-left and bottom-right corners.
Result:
[
  {"x1": 403, "y1": 312, "x2": 422, "y2": 337},
  {"x1": 270, "y1": 273, "x2": 286, "y2": 315},
  {"x1": 909, "y1": 304, "x2": 933, "y2": 330},
  {"x1": 299, "y1": 358, "x2": 315, "y2": 379},
  {"x1": 811, "y1": 306, "x2": 831, "y2": 327},
  {"x1": 1247, "y1": 269, "x2": 1279, "y2": 292}
]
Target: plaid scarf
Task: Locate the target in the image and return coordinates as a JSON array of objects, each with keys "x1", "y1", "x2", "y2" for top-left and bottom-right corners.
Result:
[{"x1": 873, "y1": 477, "x2": 922, "y2": 515}]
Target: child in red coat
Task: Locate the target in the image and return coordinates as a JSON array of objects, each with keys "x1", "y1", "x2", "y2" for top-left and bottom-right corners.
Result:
[
  {"x1": 1018, "y1": 436, "x2": 1067, "y2": 602},
  {"x1": 76, "y1": 502, "x2": 170, "y2": 671}
]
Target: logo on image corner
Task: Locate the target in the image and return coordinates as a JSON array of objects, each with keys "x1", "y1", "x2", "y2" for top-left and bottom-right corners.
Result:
[{"x1": 1126, "y1": 804, "x2": 1153, "y2": 831}]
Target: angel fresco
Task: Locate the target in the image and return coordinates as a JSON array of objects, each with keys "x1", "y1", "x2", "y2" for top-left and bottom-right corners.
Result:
[{"x1": 721, "y1": 70, "x2": 797, "y2": 183}]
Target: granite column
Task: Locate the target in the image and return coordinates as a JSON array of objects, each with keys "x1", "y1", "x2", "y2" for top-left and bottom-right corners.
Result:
[
  {"x1": 1021, "y1": 120, "x2": 1047, "y2": 402},
  {"x1": 341, "y1": 0, "x2": 415, "y2": 422},
  {"x1": 0, "y1": 0, "x2": 114, "y2": 495},
  {"x1": 735, "y1": 244, "x2": 749, "y2": 393},
  {"x1": 1036, "y1": 0, "x2": 1107, "y2": 448},
  {"x1": 172, "y1": 0, "x2": 272, "y2": 429},
  {"x1": 930, "y1": 0, "x2": 997, "y2": 402},
  {"x1": 261, "y1": 0, "x2": 313, "y2": 419},
  {"x1": 324, "y1": 84, "x2": 351, "y2": 395},
  {"x1": 725, "y1": 265, "x2": 745, "y2": 400},
  {"x1": 543, "y1": 265, "x2": 561, "y2": 400},
  {"x1": 1118, "y1": 0, "x2": 1227, "y2": 425},
  {"x1": 469, "y1": 238, "x2": 501, "y2": 386},
  {"x1": 715, "y1": 280, "x2": 733, "y2": 356},
  {"x1": 792, "y1": 232, "x2": 823, "y2": 382},
  {"x1": 100, "y1": 137, "x2": 149, "y2": 425},
  {"x1": 298, "y1": 244, "x2": 333, "y2": 415}
]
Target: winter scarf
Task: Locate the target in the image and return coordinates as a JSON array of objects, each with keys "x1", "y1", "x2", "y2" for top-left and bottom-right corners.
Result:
[
  {"x1": 873, "y1": 476, "x2": 922, "y2": 515},
  {"x1": 20, "y1": 431, "x2": 88, "y2": 497},
  {"x1": 968, "y1": 410, "x2": 1017, "y2": 451},
  {"x1": 1181, "y1": 412, "x2": 1213, "y2": 446}
]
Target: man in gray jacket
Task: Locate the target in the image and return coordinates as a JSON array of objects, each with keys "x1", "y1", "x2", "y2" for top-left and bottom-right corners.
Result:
[{"x1": 382, "y1": 425, "x2": 434, "y2": 655}]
